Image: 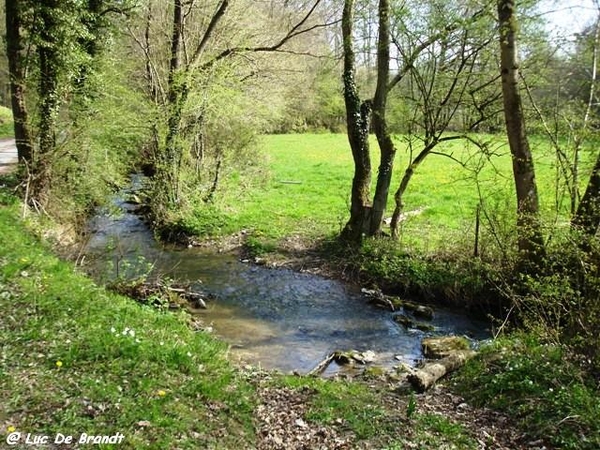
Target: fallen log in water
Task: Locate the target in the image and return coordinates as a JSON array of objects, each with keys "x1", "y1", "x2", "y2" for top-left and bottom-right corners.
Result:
[
  {"x1": 307, "y1": 352, "x2": 337, "y2": 376},
  {"x1": 407, "y1": 349, "x2": 476, "y2": 392},
  {"x1": 307, "y1": 350, "x2": 377, "y2": 376},
  {"x1": 165, "y1": 286, "x2": 207, "y2": 308}
]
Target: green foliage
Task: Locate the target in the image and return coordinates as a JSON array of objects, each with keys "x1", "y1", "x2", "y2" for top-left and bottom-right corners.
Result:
[
  {"x1": 410, "y1": 413, "x2": 477, "y2": 449},
  {"x1": 31, "y1": 52, "x2": 153, "y2": 223},
  {"x1": 278, "y1": 376, "x2": 479, "y2": 448},
  {"x1": 506, "y1": 235, "x2": 600, "y2": 373},
  {"x1": 275, "y1": 64, "x2": 346, "y2": 133},
  {"x1": 343, "y1": 237, "x2": 497, "y2": 308},
  {"x1": 7, "y1": 1, "x2": 152, "y2": 221},
  {"x1": 453, "y1": 334, "x2": 600, "y2": 450},
  {"x1": 406, "y1": 393, "x2": 417, "y2": 419},
  {"x1": 174, "y1": 204, "x2": 233, "y2": 237}
]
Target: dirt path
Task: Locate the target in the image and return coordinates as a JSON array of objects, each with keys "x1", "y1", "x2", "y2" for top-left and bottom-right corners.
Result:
[
  {"x1": 0, "y1": 138, "x2": 17, "y2": 174},
  {"x1": 251, "y1": 374, "x2": 549, "y2": 450}
]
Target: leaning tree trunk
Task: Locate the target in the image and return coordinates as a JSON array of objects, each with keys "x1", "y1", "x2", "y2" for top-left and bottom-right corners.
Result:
[
  {"x1": 390, "y1": 147, "x2": 431, "y2": 238},
  {"x1": 498, "y1": 0, "x2": 545, "y2": 269},
  {"x1": 370, "y1": 0, "x2": 397, "y2": 237},
  {"x1": 341, "y1": 0, "x2": 372, "y2": 243},
  {"x1": 5, "y1": 0, "x2": 33, "y2": 165},
  {"x1": 572, "y1": 152, "x2": 600, "y2": 240}
]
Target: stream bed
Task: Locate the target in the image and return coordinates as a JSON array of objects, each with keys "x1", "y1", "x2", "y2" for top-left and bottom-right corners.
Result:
[{"x1": 84, "y1": 177, "x2": 490, "y2": 375}]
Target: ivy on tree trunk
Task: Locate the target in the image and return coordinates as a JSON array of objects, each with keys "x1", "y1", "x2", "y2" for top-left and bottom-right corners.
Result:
[{"x1": 341, "y1": 0, "x2": 372, "y2": 243}]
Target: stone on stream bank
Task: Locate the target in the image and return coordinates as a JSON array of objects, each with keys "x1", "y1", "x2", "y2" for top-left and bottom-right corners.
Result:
[
  {"x1": 361, "y1": 288, "x2": 434, "y2": 319},
  {"x1": 392, "y1": 314, "x2": 435, "y2": 332},
  {"x1": 307, "y1": 350, "x2": 377, "y2": 376},
  {"x1": 422, "y1": 336, "x2": 471, "y2": 359},
  {"x1": 402, "y1": 301, "x2": 434, "y2": 320}
]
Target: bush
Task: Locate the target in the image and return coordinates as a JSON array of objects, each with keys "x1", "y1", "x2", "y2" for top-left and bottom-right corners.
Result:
[
  {"x1": 324, "y1": 237, "x2": 505, "y2": 313},
  {"x1": 453, "y1": 334, "x2": 600, "y2": 450}
]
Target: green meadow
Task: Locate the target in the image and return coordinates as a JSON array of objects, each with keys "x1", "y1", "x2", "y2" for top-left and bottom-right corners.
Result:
[{"x1": 182, "y1": 133, "x2": 586, "y2": 254}]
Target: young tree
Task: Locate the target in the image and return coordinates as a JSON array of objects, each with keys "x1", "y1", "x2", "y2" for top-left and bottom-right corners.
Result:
[
  {"x1": 140, "y1": 0, "x2": 332, "y2": 218},
  {"x1": 387, "y1": 3, "x2": 498, "y2": 238}
]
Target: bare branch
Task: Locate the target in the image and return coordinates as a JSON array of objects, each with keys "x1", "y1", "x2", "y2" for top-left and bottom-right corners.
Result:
[
  {"x1": 189, "y1": 0, "x2": 230, "y2": 68},
  {"x1": 198, "y1": 12, "x2": 336, "y2": 71}
]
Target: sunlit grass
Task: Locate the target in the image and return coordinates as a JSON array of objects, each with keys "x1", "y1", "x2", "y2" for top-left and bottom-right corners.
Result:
[{"x1": 183, "y1": 132, "x2": 592, "y2": 253}]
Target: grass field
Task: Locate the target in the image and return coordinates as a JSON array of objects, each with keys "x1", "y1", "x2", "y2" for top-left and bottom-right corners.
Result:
[{"x1": 182, "y1": 133, "x2": 589, "y2": 255}]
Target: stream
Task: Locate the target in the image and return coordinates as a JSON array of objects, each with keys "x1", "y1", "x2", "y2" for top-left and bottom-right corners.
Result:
[{"x1": 84, "y1": 176, "x2": 490, "y2": 375}]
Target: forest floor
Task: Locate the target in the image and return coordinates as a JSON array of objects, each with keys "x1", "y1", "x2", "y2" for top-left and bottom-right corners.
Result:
[{"x1": 251, "y1": 371, "x2": 540, "y2": 450}]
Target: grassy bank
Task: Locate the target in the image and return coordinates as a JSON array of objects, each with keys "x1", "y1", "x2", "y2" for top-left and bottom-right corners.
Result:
[
  {"x1": 0, "y1": 189, "x2": 487, "y2": 448},
  {"x1": 164, "y1": 133, "x2": 600, "y2": 316},
  {"x1": 0, "y1": 194, "x2": 256, "y2": 448},
  {"x1": 168, "y1": 134, "x2": 544, "y2": 307},
  {"x1": 0, "y1": 191, "x2": 507, "y2": 449},
  {"x1": 452, "y1": 334, "x2": 600, "y2": 450}
]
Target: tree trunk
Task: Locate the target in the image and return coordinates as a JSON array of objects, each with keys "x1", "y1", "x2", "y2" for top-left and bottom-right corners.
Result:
[
  {"x1": 341, "y1": 0, "x2": 372, "y2": 242},
  {"x1": 407, "y1": 350, "x2": 476, "y2": 392},
  {"x1": 370, "y1": 0, "x2": 396, "y2": 236},
  {"x1": 155, "y1": 0, "x2": 185, "y2": 208},
  {"x1": 155, "y1": 0, "x2": 229, "y2": 210},
  {"x1": 36, "y1": 1, "x2": 61, "y2": 200},
  {"x1": 497, "y1": 0, "x2": 545, "y2": 268},
  {"x1": 572, "y1": 152, "x2": 600, "y2": 239},
  {"x1": 390, "y1": 165, "x2": 416, "y2": 238},
  {"x1": 5, "y1": 0, "x2": 33, "y2": 165},
  {"x1": 390, "y1": 141, "x2": 435, "y2": 238}
]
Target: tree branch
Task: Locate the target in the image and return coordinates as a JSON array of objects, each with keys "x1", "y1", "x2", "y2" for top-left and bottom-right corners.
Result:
[{"x1": 189, "y1": 0, "x2": 230, "y2": 68}]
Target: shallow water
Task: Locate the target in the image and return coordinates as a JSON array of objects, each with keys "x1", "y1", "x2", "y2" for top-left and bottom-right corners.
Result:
[{"x1": 85, "y1": 177, "x2": 490, "y2": 374}]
